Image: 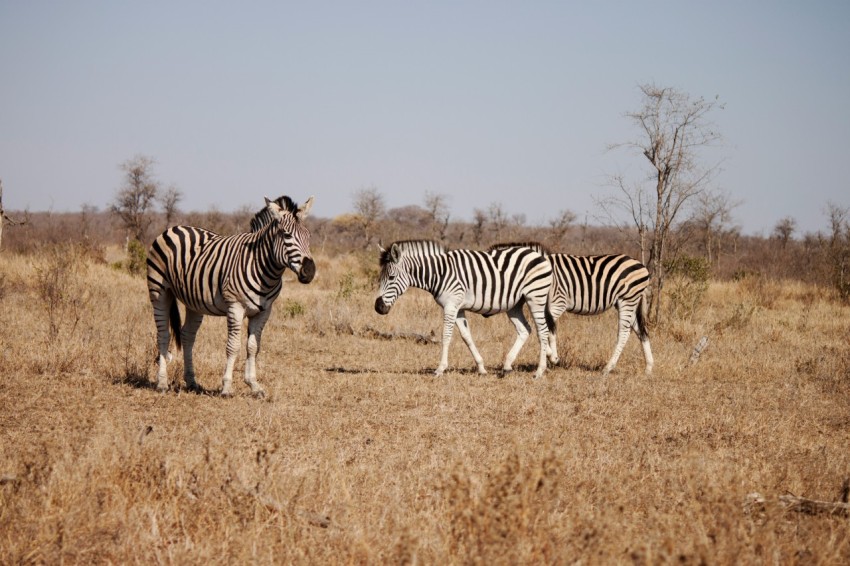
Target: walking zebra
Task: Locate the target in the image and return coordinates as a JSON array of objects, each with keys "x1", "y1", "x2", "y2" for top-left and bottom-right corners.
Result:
[
  {"x1": 146, "y1": 195, "x2": 315, "y2": 397},
  {"x1": 490, "y1": 243, "x2": 654, "y2": 375},
  {"x1": 375, "y1": 240, "x2": 554, "y2": 378}
]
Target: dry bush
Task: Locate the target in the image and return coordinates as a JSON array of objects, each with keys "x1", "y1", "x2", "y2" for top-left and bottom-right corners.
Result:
[
  {"x1": 1, "y1": 247, "x2": 850, "y2": 564},
  {"x1": 32, "y1": 244, "x2": 92, "y2": 339}
]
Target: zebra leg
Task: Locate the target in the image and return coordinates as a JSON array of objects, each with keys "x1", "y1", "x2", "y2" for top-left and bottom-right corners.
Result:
[
  {"x1": 435, "y1": 305, "x2": 459, "y2": 375},
  {"x1": 602, "y1": 305, "x2": 634, "y2": 376},
  {"x1": 526, "y1": 301, "x2": 551, "y2": 379},
  {"x1": 640, "y1": 335, "x2": 654, "y2": 375},
  {"x1": 221, "y1": 302, "x2": 246, "y2": 397},
  {"x1": 455, "y1": 311, "x2": 487, "y2": 375},
  {"x1": 633, "y1": 314, "x2": 654, "y2": 375},
  {"x1": 545, "y1": 306, "x2": 564, "y2": 366},
  {"x1": 150, "y1": 289, "x2": 175, "y2": 392},
  {"x1": 503, "y1": 304, "x2": 530, "y2": 373},
  {"x1": 244, "y1": 309, "x2": 272, "y2": 398},
  {"x1": 181, "y1": 310, "x2": 204, "y2": 392}
]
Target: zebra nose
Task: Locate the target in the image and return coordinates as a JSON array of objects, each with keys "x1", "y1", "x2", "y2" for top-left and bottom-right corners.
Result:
[
  {"x1": 298, "y1": 258, "x2": 315, "y2": 284},
  {"x1": 375, "y1": 297, "x2": 390, "y2": 315}
]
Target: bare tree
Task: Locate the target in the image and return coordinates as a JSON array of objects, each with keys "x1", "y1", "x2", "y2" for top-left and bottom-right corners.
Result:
[
  {"x1": 823, "y1": 202, "x2": 850, "y2": 300},
  {"x1": 424, "y1": 191, "x2": 451, "y2": 241},
  {"x1": 548, "y1": 209, "x2": 577, "y2": 248},
  {"x1": 603, "y1": 83, "x2": 724, "y2": 323},
  {"x1": 773, "y1": 216, "x2": 797, "y2": 249},
  {"x1": 471, "y1": 208, "x2": 487, "y2": 246},
  {"x1": 691, "y1": 189, "x2": 740, "y2": 265},
  {"x1": 352, "y1": 186, "x2": 386, "y2": 248},
  {"x1": 79, "y1": 203, "x2": 99, "y2": 243},
  {"x1": 487, "y1": 202, "x2": 509, "y2": 242},
  {"x1": 160, "y1": 185, "x2": 183, "y2": 228},
  {"x1": 110, "y1": 155, "x2": 160, "y2": 243},
  {"x1": 0, "y1": 179, "x2": 30, "y2": 251}
]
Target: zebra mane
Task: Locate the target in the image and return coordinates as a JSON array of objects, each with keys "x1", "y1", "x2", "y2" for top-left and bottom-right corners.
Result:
[
  {"x1": 380, "y1": 239, "x2": 448, "y2": 266},
  {"x1": 488, "y1": 241, "x2": 551, "y2": 255},
  {"x1": 250, "y1": 195, "x2": 299, "y2": 232}
]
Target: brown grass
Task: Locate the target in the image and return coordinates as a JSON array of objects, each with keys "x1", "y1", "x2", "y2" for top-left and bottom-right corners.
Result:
[{"x1": 1, "y1": 247, "x2": 849, "y2": 564}]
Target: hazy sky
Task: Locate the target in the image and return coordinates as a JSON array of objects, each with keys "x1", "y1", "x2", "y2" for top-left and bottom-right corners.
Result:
[{"x1": 1, "y1": 1, "x2": 848, "y2": 235}]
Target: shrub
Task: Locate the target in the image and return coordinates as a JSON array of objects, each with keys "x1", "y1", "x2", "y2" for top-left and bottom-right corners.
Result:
[
  {"x1": 337, "y1": 271, "x2": 356, "y2": 300},
  {"x1": 126, "y1": 239, "x2": 148, "y2": 276},
  {"x1": 664, "y1": 255, "x2": 711, "y2": 321},
  {"x1": 280, "y1": 299, "x2": 305, "y2": 318},
  {"x1": 32, "y1": 244, "x2": 91, "y2": 339}
]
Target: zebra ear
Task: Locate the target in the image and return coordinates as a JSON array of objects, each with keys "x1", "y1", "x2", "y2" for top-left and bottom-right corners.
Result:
[
  {"x1": 297, "y1": 196, "x2": 314, "y2": 220},
  {"x1": 265, "y1": 196, "x2": 283, "y2": 216},
  {"x1": 377, "y1": 239, "x2": 386, "y2": 253},
  {"x1": 390, "y1": 243, "x2": 401, "y2": 263}
]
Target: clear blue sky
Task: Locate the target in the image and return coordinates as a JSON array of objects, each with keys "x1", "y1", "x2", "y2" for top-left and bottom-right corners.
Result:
[{"x1": 1, "y1": 1, "x2": 848, "y2": 235}]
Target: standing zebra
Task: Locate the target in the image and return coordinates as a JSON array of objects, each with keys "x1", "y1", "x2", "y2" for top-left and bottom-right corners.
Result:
[
  {"x1": 490, "y1": 242, "x2": 654, "y2": 375},
  {"x1": 375, "y1": 240, "x2": 553, "y2": 378},
  {"x1": 146, "y1": 195, "x2": 315, "y2": 397}
]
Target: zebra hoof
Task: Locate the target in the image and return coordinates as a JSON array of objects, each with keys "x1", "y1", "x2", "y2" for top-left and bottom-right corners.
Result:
[
  {"x1": 220, "y1": 390, "x2": 234, "y2": 398},
  {"x1": 156, "y1": 384, "x2": 169, "y2": 393}
]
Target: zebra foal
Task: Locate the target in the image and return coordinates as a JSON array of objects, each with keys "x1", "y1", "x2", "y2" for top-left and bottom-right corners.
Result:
[
  {"x1": 146, "y1": 195, "x2": 315, "y2": 397},
  {"x1": 375, "y1": 240, "x2": 553, "y2": 378},
  {"x1": 491, "y1": 242, "x2": 654, "y2": 375}
]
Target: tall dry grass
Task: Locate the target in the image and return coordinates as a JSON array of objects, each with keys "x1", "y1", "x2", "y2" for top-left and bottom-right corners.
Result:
[{"x1": 1, "y1": 246, "x2": 849, "y2": 564}]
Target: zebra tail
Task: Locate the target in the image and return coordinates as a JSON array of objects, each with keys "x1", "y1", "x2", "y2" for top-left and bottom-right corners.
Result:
[
  {"x1": 545, "y1": 304, "x2": 557, "y2": 335},
  {"x1": 636, "y1": 294, "x2": 650, "y2": 341},
  {"x1": 169, "y1": 301, "x2": 183, "y2": 351}
]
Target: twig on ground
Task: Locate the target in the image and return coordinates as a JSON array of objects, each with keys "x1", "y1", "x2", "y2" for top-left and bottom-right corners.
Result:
[{"x1": 363, "y1": 326, "x2": 438, "y2": 344}]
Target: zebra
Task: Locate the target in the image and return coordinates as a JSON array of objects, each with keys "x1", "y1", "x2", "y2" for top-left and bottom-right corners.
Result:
[
  {"x1": 374, "y1": 240, "x2": 554, "y2": 378},
  {"x1": 490, "y1": 242, "x2": 654, "y2": 375},
  {"x1": 146, "y1": 195, "x2": 315, "y2": 397}
]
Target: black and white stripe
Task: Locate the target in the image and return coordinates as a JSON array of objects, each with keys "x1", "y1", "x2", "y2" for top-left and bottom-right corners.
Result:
[
  {"x1": 375, "y1": 240, "x2": 554, "y2": 378},
  {"x1": 491, "y1": 242, "x2": 653, "y2": 375},
  {"x1": 146, "y1": 195, "x2": 315, "y2": 396}
]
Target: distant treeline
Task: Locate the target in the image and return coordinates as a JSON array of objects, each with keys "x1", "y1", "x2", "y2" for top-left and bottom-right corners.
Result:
[{"x1": 2, "y1": 204, "x2": 848, "y2": 296}]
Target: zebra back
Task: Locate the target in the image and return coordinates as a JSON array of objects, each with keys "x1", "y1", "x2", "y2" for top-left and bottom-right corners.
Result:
[{"x1": 489, "y1": 241, "x2": 552, "y2": 256}]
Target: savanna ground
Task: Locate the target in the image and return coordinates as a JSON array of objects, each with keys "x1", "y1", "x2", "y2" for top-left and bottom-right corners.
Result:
[{"x1": 1, "y1": 246, "x2": 849, "y2": 564}]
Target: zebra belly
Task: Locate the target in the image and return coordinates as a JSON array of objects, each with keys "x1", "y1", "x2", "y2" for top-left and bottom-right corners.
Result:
[
  {"x1": 171, "y1": 285, "x2": 230, "y2": 316},
  {"x1": 463, "y1": 289, "x2": 521, "y2": 315}
]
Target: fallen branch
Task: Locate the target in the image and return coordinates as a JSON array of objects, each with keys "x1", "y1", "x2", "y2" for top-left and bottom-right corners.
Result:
[
  {"x1": 778, "y1": 494, "x2": 850, "y2": 517},
  {"x1": 237, "y1": 485, "x2": 331, "y2": 528},
  {"x1": 363, "y1": 326, "x2": 438, "y2": 344},
  {"x1": 746, "y1": 491, "x2": 849, "y2": 517},
  {"x1": 689, "y1": 336, "x2": 709, "y2": 365}
]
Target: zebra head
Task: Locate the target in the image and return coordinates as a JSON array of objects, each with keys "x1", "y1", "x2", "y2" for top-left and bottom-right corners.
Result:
[
  {"x1": 375, "y1": 242, "x2": 411, "y2": 315},
  {"x1": 264, "y1": 195, "x2": 316, "y2": 284}
]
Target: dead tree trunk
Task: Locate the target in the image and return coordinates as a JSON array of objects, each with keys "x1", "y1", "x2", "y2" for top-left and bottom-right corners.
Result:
[{"x1": 0, "y1": 180, "x2": 29, "y2": 251}]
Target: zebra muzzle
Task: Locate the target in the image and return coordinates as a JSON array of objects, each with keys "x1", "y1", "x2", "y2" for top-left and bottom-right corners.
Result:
[
  {"x1": 297, "y1": 258, "x2": 316, "y2": 284},
  {"x1": 375, "y1": 297, "x2": 391, "y2": 315}
]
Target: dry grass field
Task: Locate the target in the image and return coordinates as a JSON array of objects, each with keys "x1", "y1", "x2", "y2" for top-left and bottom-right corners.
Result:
[{"x1": 1, "y1": 245, "x2": 849, "y2": 564}]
